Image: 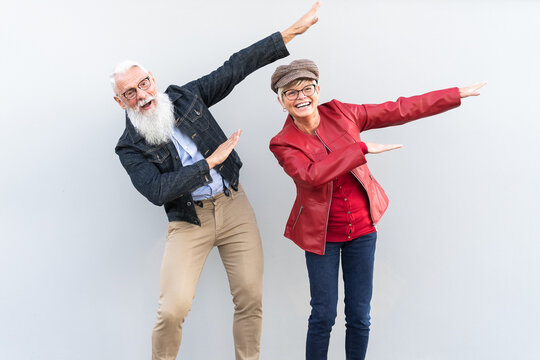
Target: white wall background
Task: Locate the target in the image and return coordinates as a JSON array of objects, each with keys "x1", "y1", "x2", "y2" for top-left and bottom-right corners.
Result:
[{"x1": 1, "y1": 0, "x2": 539, "y2": 359}]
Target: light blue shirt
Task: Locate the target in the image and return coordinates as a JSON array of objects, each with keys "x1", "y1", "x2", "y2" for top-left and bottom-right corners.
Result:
[{"x1": 171, "y1": 127, "x2": 228, "y2": 200}]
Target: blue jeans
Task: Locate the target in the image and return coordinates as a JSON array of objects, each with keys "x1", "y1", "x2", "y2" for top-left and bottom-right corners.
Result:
[{"x1": 305, "y1": 232, "x2": 377, "y2": 360}]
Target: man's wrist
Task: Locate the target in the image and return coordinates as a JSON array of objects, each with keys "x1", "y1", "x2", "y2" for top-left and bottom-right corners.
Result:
[
  {"x1": 206, "y1": 158, "x2": 215, "y2": 170},
  {"x1": 281, "y1": 29, "x2": 295, "y2": 44}
]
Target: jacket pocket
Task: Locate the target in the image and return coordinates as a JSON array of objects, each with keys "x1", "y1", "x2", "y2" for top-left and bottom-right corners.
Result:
[
  {"x1": 145, "y1": 146, "x2": 172, "y2": 172},
  {"x1": 146, "y1": 146, "x2": 170, "y2": 163},
  {"x1": 292, "y1": 205, "x2": 304, "y2": 230},
  {"x1": 186, "y1": 101, "x2": 209, "y2": 131}
]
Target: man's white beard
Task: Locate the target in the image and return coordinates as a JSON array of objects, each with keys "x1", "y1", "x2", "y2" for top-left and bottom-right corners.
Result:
[{"x1": 127, "y1": 92, "x2": 175, "y2": 146}]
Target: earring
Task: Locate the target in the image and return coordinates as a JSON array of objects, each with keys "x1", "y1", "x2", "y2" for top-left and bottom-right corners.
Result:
[{"x1": 282, "y1": 108, "x2": 287, "y2": 112}]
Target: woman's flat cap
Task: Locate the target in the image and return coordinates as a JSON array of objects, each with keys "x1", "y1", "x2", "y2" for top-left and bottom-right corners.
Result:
[{"x1": 270, "y1": 59, "x2": 319, "y2": 93}]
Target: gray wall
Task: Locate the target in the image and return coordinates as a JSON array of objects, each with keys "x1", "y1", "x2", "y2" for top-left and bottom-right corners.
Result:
[{"x1": 1, "y1": 0, "x2": 539, "y2": 359}]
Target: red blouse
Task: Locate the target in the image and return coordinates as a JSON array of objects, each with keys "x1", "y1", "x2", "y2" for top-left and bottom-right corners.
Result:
[{"x1": 326, "y1": 142, "x2": 376, "y2": 242}]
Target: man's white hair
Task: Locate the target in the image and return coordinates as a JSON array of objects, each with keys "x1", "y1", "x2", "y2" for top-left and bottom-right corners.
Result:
[{"x1": 109, "y1": 60, "x2": 149, "y2": 94}]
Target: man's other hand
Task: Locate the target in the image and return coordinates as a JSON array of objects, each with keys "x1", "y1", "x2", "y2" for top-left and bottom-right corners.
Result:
[
  {"x1": 206, "y1": 129, "x2": 242, "y2": 169},
  {"x1": 281, "y1": 1, "x2": 321, "y2": 44}
]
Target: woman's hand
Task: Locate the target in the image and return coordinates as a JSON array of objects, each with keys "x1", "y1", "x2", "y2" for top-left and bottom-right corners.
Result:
[
  {"x1": 206, "y1": 129, "x2": 242, "y2": 169},
  {"x1": 459, "y1": 82, "x2": 487, "y2": 98},
  {"x1": 281, "y1": 1, "x2": 321, "y2": 44},
  {"x1": 365, "y1": 142, "x2": 403, "y2": 154}
]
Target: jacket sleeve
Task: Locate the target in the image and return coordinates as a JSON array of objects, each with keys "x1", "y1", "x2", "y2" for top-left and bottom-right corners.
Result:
[
  {"x1": 184, "y1": 32, "x2": 289, "y2": 108},
  {"x1": 115, "y1": 144, "x2": 212, "y2": 206},
  {"x1": 269, "y1": 139, "x2": 367, "y2": 188},
  {"x1": 334, "y1": 87, "x2": 461, "y2": 132}
]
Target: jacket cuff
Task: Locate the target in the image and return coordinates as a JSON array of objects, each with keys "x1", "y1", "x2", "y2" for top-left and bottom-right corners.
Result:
[
  {"x1": 359, "y1": 141, "x2": 368, "y2": 155},
  {"x1": 270, "y1": 31, "x2": 290, "y2": 59},
  {"x1": 452, "y1": 87, "x2": 462, "y2": 106},
  {"x1": 195, "y1": 159, "x2": 213, "y2": 186}
]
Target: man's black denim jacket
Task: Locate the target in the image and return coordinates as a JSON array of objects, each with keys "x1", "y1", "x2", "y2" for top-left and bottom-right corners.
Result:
[{"x1": 115, "y1": 32, "x2": 289, "y2": 225}]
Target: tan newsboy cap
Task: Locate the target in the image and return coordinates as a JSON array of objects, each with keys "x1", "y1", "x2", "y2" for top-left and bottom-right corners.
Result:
[{"x1": 270, "y1": 59, "x2": 319, "y2": 93}]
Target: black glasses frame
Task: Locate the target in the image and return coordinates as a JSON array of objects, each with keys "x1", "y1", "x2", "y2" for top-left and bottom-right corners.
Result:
[{"x1": 122, "y1": 76, "x2": 151, "y2": 100}]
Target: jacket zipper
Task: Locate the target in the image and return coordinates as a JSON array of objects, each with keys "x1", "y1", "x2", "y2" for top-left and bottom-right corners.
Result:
[
  {"x1": 292, "y1": 205, "x2": 303, "y2": 230},
  {"x1": 315, "y1": 131, "x2": 332, "y2": 255},
  {"x1": 349, "y1": 171, "x2": 375, "y2": 225}
]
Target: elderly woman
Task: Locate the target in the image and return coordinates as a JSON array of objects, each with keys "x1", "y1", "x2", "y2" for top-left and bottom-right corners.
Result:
[{"x1": 269, "y1": 59, "x2": 484, "y2": 360}]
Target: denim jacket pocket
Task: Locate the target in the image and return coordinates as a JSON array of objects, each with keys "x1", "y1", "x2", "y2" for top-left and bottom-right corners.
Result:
[
  {"x1": 145, "y1": 146, "x2": 172, "y2": 172},
  {"x1": 186, "y1": 101, "x2": 209, "y2": 131}
]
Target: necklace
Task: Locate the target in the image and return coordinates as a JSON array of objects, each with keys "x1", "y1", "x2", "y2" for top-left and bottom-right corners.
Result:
[{"x1": 293, "y1": 114, "x2": 320, "y2": 135}]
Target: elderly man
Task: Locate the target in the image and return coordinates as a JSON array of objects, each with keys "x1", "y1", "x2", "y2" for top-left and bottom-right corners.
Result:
[{"x1": 110, "y1": 2, "x2": 321, "y2": 360}]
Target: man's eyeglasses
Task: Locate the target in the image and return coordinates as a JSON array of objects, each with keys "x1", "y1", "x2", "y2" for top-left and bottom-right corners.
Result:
[
  {"x1": 121, "y1": 77, "x2": 152, "y2": 100},
  {"x1": 283, "y1": 84, "x2": 317, "y2": 101}
]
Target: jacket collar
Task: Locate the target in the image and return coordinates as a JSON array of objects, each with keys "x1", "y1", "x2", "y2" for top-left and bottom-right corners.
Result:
[
  {"x1": 165, "y1": 86, "x2": 183, "y2": 103},
  {"x1": 283, "y1": 114, "x2": 318, "y2": 138}
]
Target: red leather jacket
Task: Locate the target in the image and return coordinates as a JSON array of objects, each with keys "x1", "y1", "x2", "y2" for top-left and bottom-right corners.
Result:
[{"x1": 270, "y1": 88, "x2": 461, "y2": 255}]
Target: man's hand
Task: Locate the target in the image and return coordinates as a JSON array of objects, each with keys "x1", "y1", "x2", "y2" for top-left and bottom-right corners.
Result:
[
  {"x1": 281, "y1": 1, "x2": 321, "y2": 44},
  {"x1": 206, "y1": 130, "x2": 242, "y2": 169},
  {"x1": 459, "y1": 82, "x2": 487, "y2": 98},
  {"x1": 365, "y1": 142, "x2": 403, "y2": 154}
]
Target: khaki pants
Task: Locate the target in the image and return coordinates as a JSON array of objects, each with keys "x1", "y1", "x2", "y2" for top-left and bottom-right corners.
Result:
[{"x1": 151, "y1": 185, "x2": 264, "y2": 360}]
